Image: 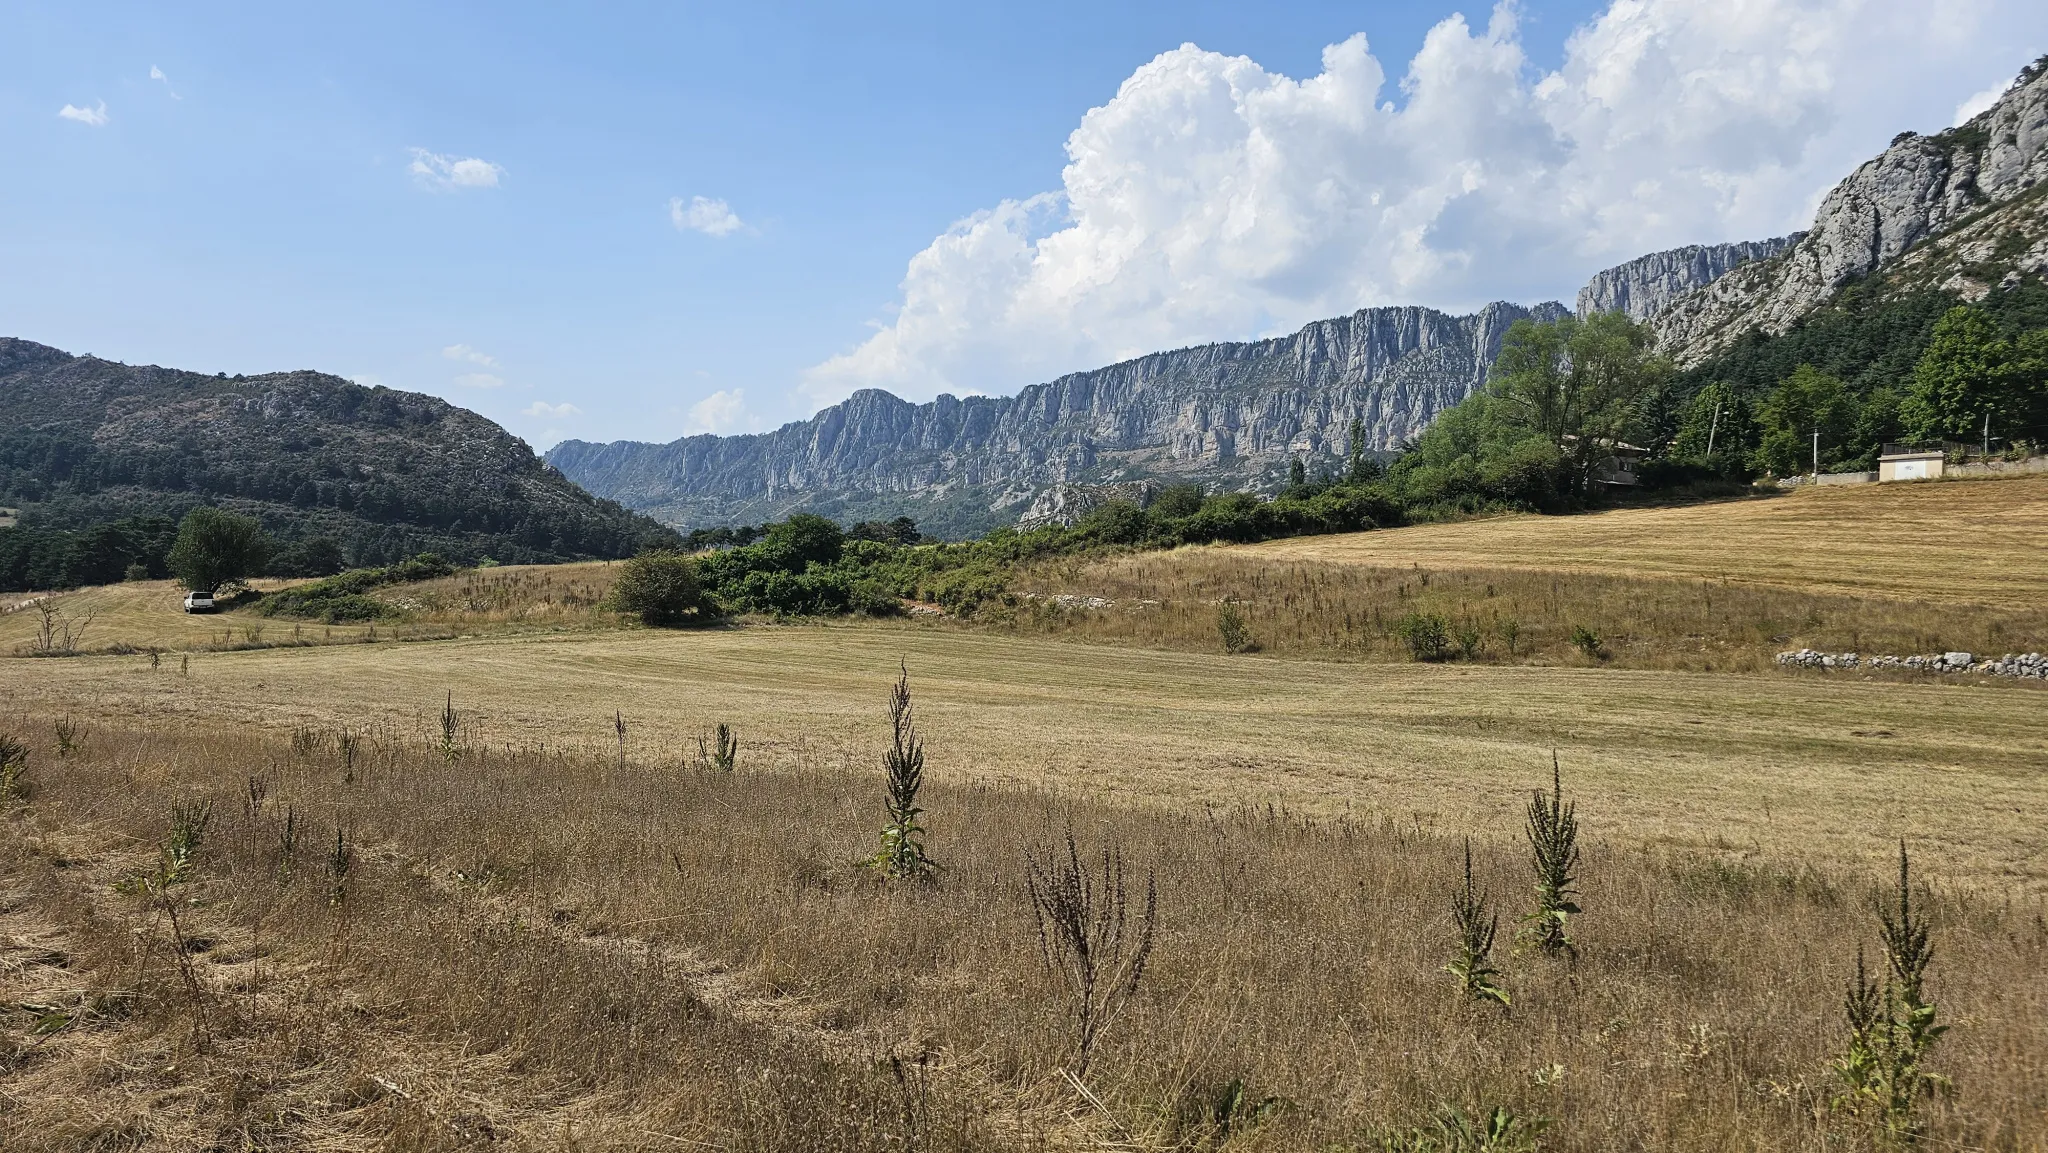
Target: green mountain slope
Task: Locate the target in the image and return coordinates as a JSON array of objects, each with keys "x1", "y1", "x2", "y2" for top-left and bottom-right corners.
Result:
[{"x1": 0, "y1": 338, "x2": 677, "y2": 587}]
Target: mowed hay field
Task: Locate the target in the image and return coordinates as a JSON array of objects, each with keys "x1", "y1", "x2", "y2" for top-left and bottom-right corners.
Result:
[
  {"x1": 1252, "y1": 474, "x2": 2048, "y2": 608},
  {"x1": 1006, "y1": 474, "x2": 2048, "y2": 670},
  {"x1": 6, "y1": 478, "x2": 2048, "y2": 1148},
  {"x1": 5, "y1": 626, "x2": 2044, "y2": 892},
  {"x1": 0, "y1": 563, "x2": 624, "y2": 655},
  {"x1": 3, "y1": 635, "x2": 2047, "y2": 1149}
]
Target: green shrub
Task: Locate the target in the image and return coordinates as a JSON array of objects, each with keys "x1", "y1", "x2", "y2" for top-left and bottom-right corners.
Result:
[
  {"x1": 603, "y1": 550, "x2": 714, "y2": 626},
  {"x1": 1217, "y1": 600, "x2": 1255, "y2": 654},
  {"x1": 254, "y1": 553, "x2": 456, "y2": 621},
  {"x1": 1569, "y1": 625, "x2": 1604, "y2": 658},
  {"x1": 1395, "y1": 612, "x2": 1452, "y2": 661}
]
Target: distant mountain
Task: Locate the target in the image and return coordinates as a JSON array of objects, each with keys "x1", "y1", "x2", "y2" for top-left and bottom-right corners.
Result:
[
  {"x1": 0, "y1": 339, "x2": 679, "y2": 566},
  {"x1": 1651, "y1": 56, "x2": 2048, "y2": 364},
  {"x1": 546, "y1": 54, "x2": 2048, "y2": 538},
  {"x1": 549, "y1": 301, "x2": 1566, "y2": 536},
  {"x1": 1576, "y1": 236, "x2": 1803, "y2": 322}
]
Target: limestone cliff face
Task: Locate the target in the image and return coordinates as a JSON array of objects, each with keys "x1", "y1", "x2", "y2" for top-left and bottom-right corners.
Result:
[
  {"x1": 1575, "y1": 236, "x2": 1802, "y2": 321},
  {"x1": 548, "y1": 300, "x2": 1565, "y2": 533},
  {"x1": 1652, "y1": 58, "x2": 2048, "y2": 364}
]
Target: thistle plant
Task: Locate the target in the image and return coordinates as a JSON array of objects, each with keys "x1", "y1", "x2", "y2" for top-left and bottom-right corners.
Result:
[
  {"x1": 1025, "y1": 830, "x2": 1157, "y2": 1075},
  {"x1": 1520, "y1": 754, "x2": 1581, "y2": 959},
  {"x1": 1368, "y1": 1103, "x2": 1547, "y2": 1152},
  {"x1": 338, "y1": 727, "x2": 360, "y2": 783},
  {"x1": 614, "y1": 710, "x2": 628, "y2": 770},
  {"x1": 162, "y1": 800, "x2": 212, "y2": 885},
  {"x1": 277, "y1": 804, "x2": 300, "y2": 880},
  {"x1": 699, "y1": 723, "x2": 739, "y2": 772},
  {"x1": 0, "y1": 734, "x2": 29, "y2": 804},
  {"x1": 327, "y1": 826, "x2": 354, "y2": 906},
  {"x1": 1446, "y1": 839, "x2": 1510, "y2": 1007},
  {"x1": 1833, "y1": 841, "x2": 1949, "y2": 1145},
  {"x1": 438, "y1": 692, "x2": 460, "y2": 762},
  {"x1": 863, "y1": 663, "x2": 935, "y2": 879},
  {"x1": 53, "y1": 716, "x2": 80, "y2": 757}
]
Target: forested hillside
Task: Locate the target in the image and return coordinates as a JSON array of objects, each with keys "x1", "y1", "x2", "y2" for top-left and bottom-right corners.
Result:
[
  {"x1": 0, "y1": 338, "x2": 678, "y2": 590},
  {"x1": 1650, "y1": 280, "x2": 2048, "y2": 475}
]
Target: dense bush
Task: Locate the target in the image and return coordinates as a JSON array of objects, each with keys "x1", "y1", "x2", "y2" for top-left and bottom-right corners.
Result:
[
  {"x1": 253, "y1": 553, "x2": 457, "y2": 622},
  {"x1": 167, "y1": 507, "x2": 272, "y2": 592},
  {"x1": 603, "y1": 550, "x2": 715, "y2": 626}
]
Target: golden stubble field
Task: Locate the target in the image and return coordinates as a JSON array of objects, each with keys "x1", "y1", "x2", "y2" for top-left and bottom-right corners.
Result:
[
  {"x1": 1250, "y1": 474, "x2": 2048, "y2": 608},
  {"x1": 6, "y1": 624, "x2": 2044, "y2": 893}
]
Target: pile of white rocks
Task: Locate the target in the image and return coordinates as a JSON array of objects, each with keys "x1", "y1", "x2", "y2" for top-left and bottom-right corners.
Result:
[{"x1": 1775, "y1": 649, "x2": 2048, "y2": 679}]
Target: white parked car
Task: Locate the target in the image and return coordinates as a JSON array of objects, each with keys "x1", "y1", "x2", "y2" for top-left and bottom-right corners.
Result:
[{"x1": 182, "y1": 590, "x2": 216, "y2": 614}]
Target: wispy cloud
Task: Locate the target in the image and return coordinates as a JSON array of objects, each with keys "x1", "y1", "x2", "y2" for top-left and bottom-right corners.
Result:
[
  {"x1": 409, "y1": 148, "x2": 504, "y2": 191},
  {"x1": 521, "y1": 400, "x2": 581, "y2": 418},
  {"x1": 453, "y1": 372, "x2": 505, "y2": 389},
  {"x1": 149, "y1": 65, "x2": 181, "y2": 100},
  {"x1": 57, "y1": 101, "x2": 108, "y2": 127},
  {"x1": 442, "y1": 343, "x2": 498, "y2": 367},
  {"x1": 682, "y1": 389, "x2": 755, "y2": 434},
  {"x1": 670, "y1": 195, "x2": 744, "y2": 237},
  {"x1": 1954, "y1": 81, "x2": 2008, "y2": 125}
]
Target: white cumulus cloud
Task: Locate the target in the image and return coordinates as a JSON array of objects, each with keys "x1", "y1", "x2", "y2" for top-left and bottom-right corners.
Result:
[
  {"x1": 521, "y1": 400, "x2": 582, "y2": 418},
  {"x1": 671, "y1": 195, "x2": 745, "y2": 237},
  {"x1": 1954, "y1": 81, "x2": 2010, "y2": 125},
  {"x1": 453, "y1": 372, "x2": 505, "y2": 389},
  {"x1": 442, "y1": 343, "x2": 498, "y2": 366},
  {"x1": 57, "y1": 101, "x2": 109, "y2": 126},
  {"x1": 803, "y1": 0, "x2": 2048, "y2": 409},
  {"x1": 410, "y1": 148, "x2": 504, "y2": 190},
  {"x1": 683, "y1": 389, "x2": 755, "y2": 435},
  {"x1": 149, "y1": 65, "x2": 181, "y2": 99}
]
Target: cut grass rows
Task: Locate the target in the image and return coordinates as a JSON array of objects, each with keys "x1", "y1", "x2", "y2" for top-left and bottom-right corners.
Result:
[{"x1": 4, "y1": 711, "x2": 2045, "y2": 1149}]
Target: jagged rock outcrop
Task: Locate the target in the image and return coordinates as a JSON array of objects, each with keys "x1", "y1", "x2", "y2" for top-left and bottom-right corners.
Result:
[
  {"x1": 1653, "y1": 57, "x2": 2048, "y2": 364},
  {"x1": 1016, "y1": 482, "x2": 1156, "y2": 530},
  {"x1": 550, "y1": 301, "x2": 1566, "y2": 534},
  {"x1": 1576, "y1": 236, "x2": 1803, "y2": 321}
]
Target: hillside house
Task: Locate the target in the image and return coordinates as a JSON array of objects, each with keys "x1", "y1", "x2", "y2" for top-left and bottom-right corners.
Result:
[
  {"x1": 1562, "y1": 436, "x2": 1647, "y2": 486},
  {"x1": 1878, "y1": 444, "x2": 1945, "y2": 482}
]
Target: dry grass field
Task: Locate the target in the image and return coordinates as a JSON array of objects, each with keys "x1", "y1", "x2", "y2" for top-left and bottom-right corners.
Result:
[
  {"x1": 4, "y1": 477, "x2": 2047, "y2": 1148},
  {"x1": 1003, "y1": 475, "x2": 2048, "y2": 671},
  {"x1": 2, "y1": 675, "x2": 2044, "y2": 1150},
  {"x1": 1007, "y1": 550, "x2": 2048, "y2": 671},
  {"x1": 1250, "y1": 475, "x2": 2048, "y2": 608},
  {"x1": 5, "y1": 627, "x2": 2043, "y2": 893},
  {"x1": 1, "y1": 564, "x2": 624, "y2": 656}
]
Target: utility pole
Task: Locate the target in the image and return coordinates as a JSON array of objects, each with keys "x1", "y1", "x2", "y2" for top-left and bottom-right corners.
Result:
[
  {"x1": 1705, "y1": 399, "x2": 1722, "y2": 460},
  {"x1": 1983, "y1": 410, "x2": 1992, "y2": 459},
  {"x1": 1812, "y1": 427, "x2": 1820, "y2": 480}
]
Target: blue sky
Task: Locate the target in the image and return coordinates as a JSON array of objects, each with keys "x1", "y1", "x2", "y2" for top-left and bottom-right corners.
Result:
[{"x1": 5, "y1": 1, "x2": 2044, "y2": 449}]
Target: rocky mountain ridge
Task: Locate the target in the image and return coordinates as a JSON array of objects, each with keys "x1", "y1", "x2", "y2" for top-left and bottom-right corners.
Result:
[
  {"x1": 1652, "y1": 57, "x2": 2048, "y2": 363},
  {"x1": 1576, "y1": 236, "x2": 1803, "y2": 321},
  {"x1": 548, "y1": 301, "x2": 1564, "y2": 535}
]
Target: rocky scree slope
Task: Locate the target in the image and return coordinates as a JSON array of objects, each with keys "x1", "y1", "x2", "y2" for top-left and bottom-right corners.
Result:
[
  {"x1": 1651, "y1": 56, "x2": 2048, "y2": 365},
  {"x1": 549, "y1": 301, "x2": 1565, "y2": 536},
  {"x1": 0, "y1": 338, "x2": 678, "y2": 564}
]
